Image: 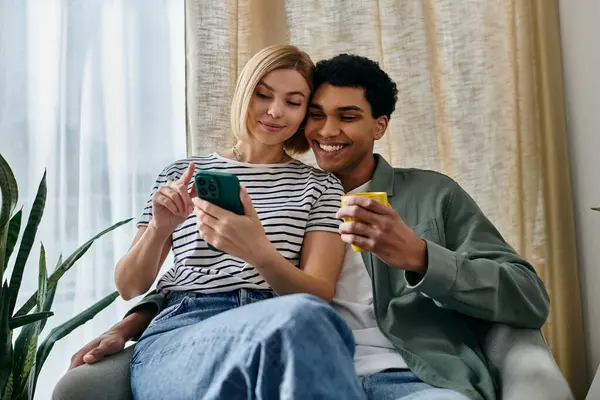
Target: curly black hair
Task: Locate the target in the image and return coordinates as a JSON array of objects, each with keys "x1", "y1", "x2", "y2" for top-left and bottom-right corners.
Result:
[{"x1": 313, "y1": 54, "x2": 398, "y2": 120}]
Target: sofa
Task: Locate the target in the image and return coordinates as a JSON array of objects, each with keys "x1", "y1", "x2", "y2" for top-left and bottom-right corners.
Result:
[{"x1": 52, "y1": 322, "x2": 573, "y2": 399}]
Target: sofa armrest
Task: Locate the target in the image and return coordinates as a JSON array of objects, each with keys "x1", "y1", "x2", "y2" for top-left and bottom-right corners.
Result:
[
  {"x1": 52, "y1": 345, "x2": 135, "y2": 400},
  {"x1": 483, "y1": 323, "x2": 573, "y2": 400}
]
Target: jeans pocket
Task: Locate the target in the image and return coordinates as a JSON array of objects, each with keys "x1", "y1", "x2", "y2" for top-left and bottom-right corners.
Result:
[
  {"x1": 152, "y1": 296, "x2": 190, "y2": 325},
  {"x1": 133, "y1": 296, "x2": 191, "y2": 359}
]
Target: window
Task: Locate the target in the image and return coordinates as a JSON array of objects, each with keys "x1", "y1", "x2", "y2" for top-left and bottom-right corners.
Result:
[{"x1": 0, "y1": 0, "x2": 185, "y2": 396}]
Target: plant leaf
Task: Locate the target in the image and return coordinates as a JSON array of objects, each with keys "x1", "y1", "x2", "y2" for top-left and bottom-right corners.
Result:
[
  {"x1": 592, "y1": 207, "x2": 600, "y2": 211},
  {"x1": 25, "y1": 361, "x2": 38, "y2": 400},
  {"x1": 4, "y1": 209, "x2": 22, "y2": 270},
  {"x1": 38, "y1": 287, "x2": 58, "y2": 336},
  {"x1": 14, "y1": 218, "x2": 132, "y2": 318},
  {"x1": 0, "y1": 282, "x2": 13, "y2": 396},
  {"x1": 11, "y1": 243, "x2": 50, "y2": 398},
  {"x1": 34, "y1": 291, "x2": 119, "y2": 388},
  {"x1": 9, "y1": 312, "x2": 53, "y2": 330},
  {"x1": 0, "y1": 153, "x2": 19, "y2": 286},
  {"x1": 13, "y1": 322, "x2": 40, "y2": 395},
  {"x1": 37, "y1": 244, "x2": 47, "y2": 312},
  {"x1": 11, "y1": 246, "x2": 49, "y2": 399},
  {"x1": 8, "y1": 171, "x2": 47, "y2": 317},
  {"x1": 38, "y1": 255, "x2": 61, "y2": 334},
  {"x1": 11, "y1": 316, "x2": 41, "y2": 397},
  {"x1": 2, "y1": 371, "x2": 13, "y2": 399}
]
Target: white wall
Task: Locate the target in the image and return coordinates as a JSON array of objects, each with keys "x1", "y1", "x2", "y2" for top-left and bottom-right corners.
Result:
[{"x1": 559, "y1": 0, "x2": 600, "y2": 383}]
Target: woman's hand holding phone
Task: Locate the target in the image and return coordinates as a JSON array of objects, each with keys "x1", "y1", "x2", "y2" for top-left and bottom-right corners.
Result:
[
  {"x1": 192, "y1": 187, "x2": 272, "y2": 265},
  {"x1": 150, "y1": 163, "x2": 197, "y2": 234}
]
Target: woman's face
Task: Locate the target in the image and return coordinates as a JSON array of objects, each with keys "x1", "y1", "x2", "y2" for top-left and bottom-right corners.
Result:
[{"x1": 246, "y1": 68, "x2": 311, "y2": 147}]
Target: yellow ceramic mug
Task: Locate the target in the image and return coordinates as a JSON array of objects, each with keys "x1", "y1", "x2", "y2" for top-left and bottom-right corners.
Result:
[{"x1": 340, "y1": 192, "x2": 390, "y2": 252}]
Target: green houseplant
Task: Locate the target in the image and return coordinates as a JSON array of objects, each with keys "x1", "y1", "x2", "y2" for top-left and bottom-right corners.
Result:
[{"x1": 0, "y1": 153, "x2": 132, "y2": 399}]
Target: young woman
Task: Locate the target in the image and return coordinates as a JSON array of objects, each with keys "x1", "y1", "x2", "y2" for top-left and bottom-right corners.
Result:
[{"x1": 117, "y1": 45, "x2": 347, "y2": 397}]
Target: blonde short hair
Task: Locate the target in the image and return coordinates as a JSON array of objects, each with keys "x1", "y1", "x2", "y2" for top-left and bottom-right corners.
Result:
[{"x1": 230, "y1": 44, "x2": 314, "y2": 155}]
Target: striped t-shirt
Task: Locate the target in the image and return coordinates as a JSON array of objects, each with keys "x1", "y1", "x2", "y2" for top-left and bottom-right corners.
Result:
[{"x1": 137, "y1": 153, "x2": 345, "y2": 295}]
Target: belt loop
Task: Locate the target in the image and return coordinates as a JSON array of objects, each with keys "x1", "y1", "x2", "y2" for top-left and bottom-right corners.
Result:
[{"x1": 238, "y1": 288, "x2": 246, "y2": 306}]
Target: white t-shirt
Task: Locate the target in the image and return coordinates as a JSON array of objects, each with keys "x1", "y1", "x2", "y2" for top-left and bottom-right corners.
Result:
[
  {"x1": 138, "y1": 153, "x2": 344, "y2": 295},
  {"x1": 331, "y1": 181, "x2": 408, "y2": 376}
]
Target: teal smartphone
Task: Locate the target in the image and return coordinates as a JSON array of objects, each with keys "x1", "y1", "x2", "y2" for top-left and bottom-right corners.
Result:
[{"x1": 194, "y1": 170, "x2": 243, "y2": 252}]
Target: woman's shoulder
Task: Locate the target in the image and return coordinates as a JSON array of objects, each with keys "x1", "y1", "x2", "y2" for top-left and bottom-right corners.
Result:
[{"x1": 160, "y1": 154, "x2": 221, "y2": 175}]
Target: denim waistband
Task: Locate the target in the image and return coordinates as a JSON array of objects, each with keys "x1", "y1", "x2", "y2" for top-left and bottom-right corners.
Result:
[{"x1": 164, "y1": 288, "x2": 276, "y2": 308}]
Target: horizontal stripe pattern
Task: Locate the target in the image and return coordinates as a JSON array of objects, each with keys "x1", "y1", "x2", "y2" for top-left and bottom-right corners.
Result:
[{"x1": 137, "y1": 153, "x2": 344, "y2": 295}]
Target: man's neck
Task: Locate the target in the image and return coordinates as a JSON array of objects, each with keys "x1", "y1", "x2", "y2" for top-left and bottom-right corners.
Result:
[{"x1": 336, "y1": 155, "x2": 377, "y2": 192}]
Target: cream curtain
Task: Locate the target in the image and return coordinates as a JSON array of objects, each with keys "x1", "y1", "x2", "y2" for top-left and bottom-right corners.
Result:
[{"x1": 185, "y1": 0, "x2": 586, "y2": 397}]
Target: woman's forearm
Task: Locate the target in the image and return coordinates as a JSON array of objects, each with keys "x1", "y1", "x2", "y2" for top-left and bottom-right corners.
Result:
[
  {"x1": 250, "y1": 246, "x2": 335, "y2": 302},
  {"x1": 115, "y1": 223, "x2": 171, "y2": 300},
  {"x1": 112, "y1": 307, "x2": 157, "y2": 341}
]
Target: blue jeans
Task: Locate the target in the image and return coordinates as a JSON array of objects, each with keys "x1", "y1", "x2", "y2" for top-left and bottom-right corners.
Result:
[
  {"x1": 130, "y1": 290, "x2": 469, "y2": 400},
  {"x1": 360, "y1": 371, "x2": 470, "y2": 399}
]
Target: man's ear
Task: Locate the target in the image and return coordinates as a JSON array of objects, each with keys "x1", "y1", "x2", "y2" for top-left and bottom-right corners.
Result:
[{"x1": 373, "y1": 116, "x2": 389, "y2": 140}]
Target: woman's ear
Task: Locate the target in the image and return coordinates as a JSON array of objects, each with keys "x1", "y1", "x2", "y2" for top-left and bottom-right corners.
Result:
[{"x1": 373, "y1": 116, "x2": 388, "y2": 140}]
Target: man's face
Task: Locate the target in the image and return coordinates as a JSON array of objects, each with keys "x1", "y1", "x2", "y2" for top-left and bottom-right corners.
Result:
[{"x1": 305, "y1": 84, "x2": 387, "y2": 176}]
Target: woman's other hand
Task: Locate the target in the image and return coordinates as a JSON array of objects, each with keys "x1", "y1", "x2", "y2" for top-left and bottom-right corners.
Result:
[
  {"x1": 150, "y1": 163, "x2": 197, "y2": 234},
  {"x1": 193, "y1": 187, "x2": 271, "y2": 264}
]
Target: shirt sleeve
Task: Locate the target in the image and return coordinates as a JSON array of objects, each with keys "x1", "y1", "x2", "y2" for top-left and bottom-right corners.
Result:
[
  {"x1": 404, "y1": 179, "x2": 550, "y2": 329},
  {"x1": 122, "y1": 290, "x2": 167, "y2": 341},
  {"x1": 305, "y1": 174, "x2": 345, "y2": 233}
]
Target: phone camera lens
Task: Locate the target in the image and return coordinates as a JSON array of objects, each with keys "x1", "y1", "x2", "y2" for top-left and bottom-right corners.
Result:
[
  {"x1": 208, "y1": 184, "x2": 216, "y2": 191},
  {"x1": 199, "y1": 188, "x2": 208, "y2": 196},
  {"x1": 199, "y1": 179, "x2": 206, "y2": 186}
]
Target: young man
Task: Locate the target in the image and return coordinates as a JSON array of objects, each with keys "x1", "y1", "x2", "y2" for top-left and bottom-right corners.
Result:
[{"x1": 57, "y1": 55, "x2": 549, "y2": 400}]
